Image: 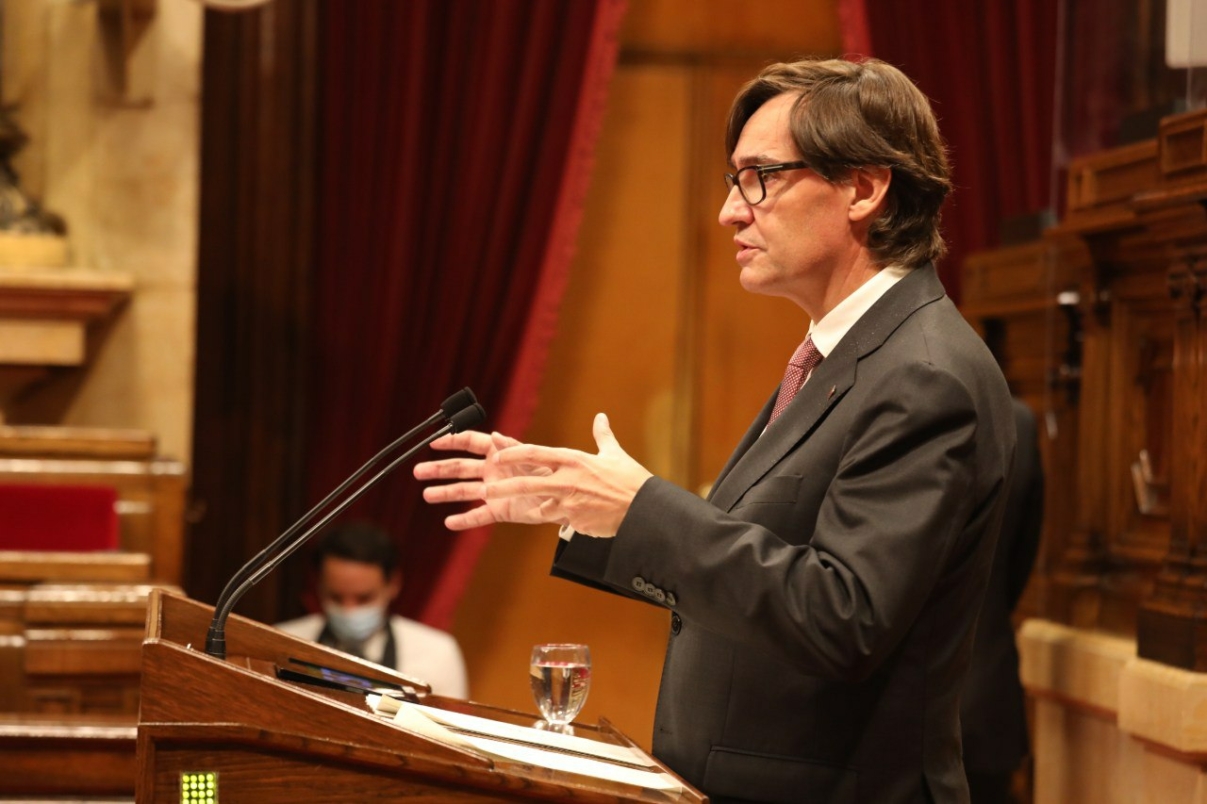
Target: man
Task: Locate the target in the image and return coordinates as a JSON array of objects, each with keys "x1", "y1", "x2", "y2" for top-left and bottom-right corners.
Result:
[
  {"x1": 415, "y1": 57, "x2": 1014, "y2": 803},
  {"x1": 961, "y1": 399, "x2": 1044, "y2": 803},
  {"x1": 275, "y1": 522, "x2": 468, "y2": 699}
]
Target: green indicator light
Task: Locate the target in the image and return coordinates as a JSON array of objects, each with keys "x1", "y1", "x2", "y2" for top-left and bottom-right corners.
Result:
[{"x1": 180, "y1": 771, "x2": 219, "y2": 804}]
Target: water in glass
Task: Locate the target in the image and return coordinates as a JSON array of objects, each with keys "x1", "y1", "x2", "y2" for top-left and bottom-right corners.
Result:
[{"x1": 529, "y1": 643, "x2": 590, "y2": 727}]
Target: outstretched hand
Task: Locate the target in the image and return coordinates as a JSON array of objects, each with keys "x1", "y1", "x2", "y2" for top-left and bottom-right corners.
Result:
[
  {"x1": 413, "y1": 413, "x2": 653, "y2": 537},
  {"x1": 413, "y1": 430, "x2": 554, "y2": 530}
]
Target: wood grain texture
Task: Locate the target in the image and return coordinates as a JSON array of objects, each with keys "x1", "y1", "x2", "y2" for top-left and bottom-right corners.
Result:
[
  {"x1": 0, "y1": 712, "x2": 136, "y2": 796},
  {"x1": 138, "y1": 592, "x2": 705, "y2": 804},
  {"x1": 0, "y1": 552, "x2": 150, "y2": 584},
  {"x1": 961, "y1": 106, "x2": 1207, "y2": 666},
  {"x1": 0, "y1": 422, "x2": 186, "y2": 586}
]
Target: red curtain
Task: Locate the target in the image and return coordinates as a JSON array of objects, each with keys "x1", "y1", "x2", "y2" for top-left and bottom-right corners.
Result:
[
  {"x1": 306, "y1": 0, "x2": 626, "y2": 629},
  {"x1": 843, "y1": 0, "x2": 1059, "y2": 300}
]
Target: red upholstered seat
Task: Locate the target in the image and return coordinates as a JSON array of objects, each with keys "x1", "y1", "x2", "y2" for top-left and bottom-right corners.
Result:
[{"x1": 0, "y1": 483, "x2": 120, "y2": 551}]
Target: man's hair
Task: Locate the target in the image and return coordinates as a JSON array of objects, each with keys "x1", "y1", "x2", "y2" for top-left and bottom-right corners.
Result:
[
  {"x1": 312, "y1": 521, "x2": 399, "y2": 578},
  {"x1": 725, "y1": 57, "x2": 952, "y2": 268}
]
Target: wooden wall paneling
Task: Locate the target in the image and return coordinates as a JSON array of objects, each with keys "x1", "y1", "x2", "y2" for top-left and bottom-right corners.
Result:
[
  {"x1": 1192, "y1": 259, "x2": 1207, "y2": 663},
  {"x1": 1105, "y1": 289, "x2": 1166, "y2": 626},
  {"x1": 620, "y1": 0, "x2": 841, "y2": 61},
  {"x1": 1103, "y1": 264, "x2": 1174, "y2": 566},
  {"x1": 1137, "y1": 249, "x2": 1207, "y2": 669},
  {"x1": 1046, "y1": 245, "x2": 1116, "y2": 628},
  {"x1": 1132, "y1": 108, "x2": 1207, "y2": 669},
  {"x1": 1051, "y1": 132, "x2": 1164, "y2": 615},
  {"x1": 1190, "y1": 258, "x2": 1207, "y2": 661},
  {"x1": 996, "y1": 106, "x2": 1207, "y2": 667},
  {"x1": 1063, "y1": 140, "x2": 1160, "y2": 233},
  {"x1": 960, "y1": 239, "x2": 1087, "y2": 624}
]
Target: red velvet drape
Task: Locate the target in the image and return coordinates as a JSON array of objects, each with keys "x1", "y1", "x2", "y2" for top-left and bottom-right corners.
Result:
[
  {"x1": 843, "y1": 0, "x2": 1059, "y2": 300},
  {"x1": 307, "y1": 0, "x2": 626, "y2": 629}
]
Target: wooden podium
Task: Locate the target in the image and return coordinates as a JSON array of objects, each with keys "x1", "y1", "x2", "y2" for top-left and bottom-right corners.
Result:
[{"x1": 137, "y1": 591, "x2": 705, "y2": 803}]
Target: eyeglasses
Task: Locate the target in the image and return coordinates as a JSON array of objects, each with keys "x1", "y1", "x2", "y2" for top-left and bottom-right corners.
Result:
[{"x1": 723, "y1": 161, "x2": 810, "y2": 205}]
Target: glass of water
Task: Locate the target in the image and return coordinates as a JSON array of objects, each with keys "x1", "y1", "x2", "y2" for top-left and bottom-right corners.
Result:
[{"x1": 529, "y1": 643, "x2": 591, "y2": 731}]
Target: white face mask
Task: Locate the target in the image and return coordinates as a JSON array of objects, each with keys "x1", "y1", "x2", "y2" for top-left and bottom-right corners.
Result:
[{"x1": 322, "y1": 601, "x2": 387, "y2": 644}]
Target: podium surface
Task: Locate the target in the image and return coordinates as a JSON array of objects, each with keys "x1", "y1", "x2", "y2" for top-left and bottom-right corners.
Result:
[{"x1": 137, "y1": 591, "x2": 705, "y2": 803}]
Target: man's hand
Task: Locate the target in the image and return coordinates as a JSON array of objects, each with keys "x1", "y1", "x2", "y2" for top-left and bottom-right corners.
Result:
[
  {"x1": 413, "y1": 413, "x2": 653, "y2": 537},
  {"x1": 413, "y1": 430, "x2": 553, "y2": 530},
  {"x1": 487, "y1": 412, "x2": 651, "y2": 537}
]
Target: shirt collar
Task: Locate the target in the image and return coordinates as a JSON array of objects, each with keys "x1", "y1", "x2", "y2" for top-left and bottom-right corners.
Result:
[{"x1": 807, "y1": 264, "x2": 910, "y2": 357}]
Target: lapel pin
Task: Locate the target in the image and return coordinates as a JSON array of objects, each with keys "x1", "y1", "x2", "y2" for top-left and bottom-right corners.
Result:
[{"x1": 828, "y1": 385, "x2": 836, "y2": 399}]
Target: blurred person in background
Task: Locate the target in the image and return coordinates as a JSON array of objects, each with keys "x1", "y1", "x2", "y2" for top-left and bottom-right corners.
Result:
[{"x1": 276, "y1": 522, "x2": 468, "y2": 698}]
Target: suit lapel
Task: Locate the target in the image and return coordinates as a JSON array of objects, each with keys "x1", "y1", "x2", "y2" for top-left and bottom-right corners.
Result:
[
  {"x1": 707, "y1": 391, "x2": 777, "y2": 499},
  {"x1": 708, "y1": 265, "x2": 948, "y2": 513}
]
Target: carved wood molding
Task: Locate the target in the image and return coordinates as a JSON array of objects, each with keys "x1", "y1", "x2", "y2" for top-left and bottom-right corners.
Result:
[
  {"x1": 1042, "y1": 108, "x2": 1207, "y2": 669},
  {"x1": 0, "y1": 271, "x2": 132, "y2": 321},
  {"x1": 1062, "y1": 139, "x2": 1160, "y2": 234},
  {"x1": 962, "y1": 107, "x2": 1207, "y2": 649}
]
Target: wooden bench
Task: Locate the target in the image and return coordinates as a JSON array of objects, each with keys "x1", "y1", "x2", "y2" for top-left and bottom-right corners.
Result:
[
  {"x1": 0, "y1": 553, "x2": 174, "y2": 716},
  {"x1": 0, "y1": 555, "x2": 171, "y2": 801},
  {"x1": 0, "y1": 427, "x2": 186, "y2": 799},
  {"x1": 0, "y1": 425, "x2": 187, "y2": 585},
  {"x1": 0, "y1": 712, "x2": 136, "y2": 800}
]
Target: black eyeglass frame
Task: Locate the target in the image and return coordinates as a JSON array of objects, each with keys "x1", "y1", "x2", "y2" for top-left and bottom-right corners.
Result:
[{"x1": 723, "y1": 161, "x2": 810, "y2": 205}]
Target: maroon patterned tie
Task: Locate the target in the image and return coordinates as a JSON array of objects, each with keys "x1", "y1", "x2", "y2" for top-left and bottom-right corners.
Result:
[{"x1": 769, "y1": 335, "x2": 823, "y2": 423}]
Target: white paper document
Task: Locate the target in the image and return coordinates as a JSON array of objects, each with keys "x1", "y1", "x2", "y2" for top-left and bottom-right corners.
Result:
[{"x1": 386, "y1": 700, "x2": 683, "y2": 793}]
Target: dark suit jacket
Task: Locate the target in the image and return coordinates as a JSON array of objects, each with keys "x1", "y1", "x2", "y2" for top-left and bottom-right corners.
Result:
[
  {"x1": 553, "y1": 265, "x2": 1016, "y2": 804},
  {"x1": 960, "y1": 399, "x2": 1043, "y2": 775}
]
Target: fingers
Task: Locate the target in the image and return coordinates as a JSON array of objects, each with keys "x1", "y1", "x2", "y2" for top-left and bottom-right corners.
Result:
[
  {"x1": 592, "y1": 412, "x2": 621, "y2": 454},
  {"x1": 422, "y1": 476, "x2": 563, "y2": 505},
  {"x1": 416, "y1": 430, "x2": 497, "y2": 481},
  {"x1": 490, "y1": 431, "x2": 522, "y2": 450},
  {"x1": 538, "y1": 498, "x2": 562, "y2": 520},
  {"x1": 492, "y1": 443, "x2": 579, "y2": 470},
  {"x1": 482, "y1": 474, "x2": 564, "y2": 500},
  {"x1": 428, "y1": 430, "x2": 494, "y2": 455},
  {"x1": 413, "y1": 456, "x2": 486, "y2": 481},
  {"x1": 422, "y1": 480, "x2": 487, "y2": 504},
  {"x1": 441, "y1": 505, "x2": 500, "y2": 531}
]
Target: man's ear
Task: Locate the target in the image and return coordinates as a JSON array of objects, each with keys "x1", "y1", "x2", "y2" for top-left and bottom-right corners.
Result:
[
  {"x1": 386, "y1": 569, "x2": 403, "y2": 601},
  {"x1": 848, "y1": 166, "x2": 891, "y2": 223}
]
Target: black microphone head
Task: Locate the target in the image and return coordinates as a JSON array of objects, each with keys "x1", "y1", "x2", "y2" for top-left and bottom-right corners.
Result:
[
  {"x1": 448, "y1": 403, "x2": 486, "y2": 433},
  {"x1": 440, "y1": 388, "x2": 478, "y2": 418}
]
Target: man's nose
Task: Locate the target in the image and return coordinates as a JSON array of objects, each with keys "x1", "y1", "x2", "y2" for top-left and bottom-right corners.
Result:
[{"x1": 718, "y1": 185, "x2": 752, "y2": 226}]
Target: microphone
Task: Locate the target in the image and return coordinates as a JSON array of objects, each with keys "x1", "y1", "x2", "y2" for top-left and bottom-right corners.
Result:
[
  {"x1": 204, "y1": 390, "x2": 486, "y2": 659},
  {"x1": 209, "y1": 387, "x2": 478, "y2": 621}
]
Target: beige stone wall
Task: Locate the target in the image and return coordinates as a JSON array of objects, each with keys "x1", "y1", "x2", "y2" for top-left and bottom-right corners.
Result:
[
  {"x1": 2, "y1": 0, "x2": 201, "y2": 464},
  {"x1": 1020, "y1": 619, "x2": 1207, "y2": 803}
]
